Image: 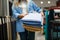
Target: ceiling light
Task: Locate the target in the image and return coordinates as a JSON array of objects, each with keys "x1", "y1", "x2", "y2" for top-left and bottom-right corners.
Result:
[
  {"x1": 41, "y1": 1, "x2": 43, "y2": 4},
  {"x1": 48, "y1": 1, "x2": 51, "y2": 4}
]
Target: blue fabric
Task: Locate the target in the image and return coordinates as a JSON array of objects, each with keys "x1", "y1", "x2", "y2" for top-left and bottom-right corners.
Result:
[
  {"x1": 12, "y1": 1, "x2": 41, "y2": 32},
  {"x1": 21, "y1": 13, "x2": 42, "y2": 27},
  {"x1": 21, "y1": 19, "x2": 42, "y2": 27},
  {"x1": 21, "y1": 20, "x2": 42, "y2": 27},
  {"x1": 28, "y1": 1, "x2": 41, "y2": 13},
  {"x1": 23, "y1": 22, "x2": 42, "y2": 27}
]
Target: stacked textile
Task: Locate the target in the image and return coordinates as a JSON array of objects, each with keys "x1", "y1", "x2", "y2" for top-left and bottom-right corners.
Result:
[{"x1": 21, "y1": 12, "x2": 43, "y2": 27}]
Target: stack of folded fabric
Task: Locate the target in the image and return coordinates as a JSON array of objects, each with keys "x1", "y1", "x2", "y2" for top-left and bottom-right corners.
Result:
[
  {"x1": 21, "y1": 12, "x2": 43, "y2": 27},
  {"x1": 21, "y1": 12, "x2": 43, "y2": 31}
]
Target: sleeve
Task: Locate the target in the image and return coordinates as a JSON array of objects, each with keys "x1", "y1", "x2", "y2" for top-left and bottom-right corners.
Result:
[
  {"x1": 12, "y1": 6, "x2": 20, "y2": 19},
  {"x1": 28, "y1": 3, "x2": 34, "y2": 13},
  {"x1": 32, "y1": 1, "x2": 42, "y2": 13}
]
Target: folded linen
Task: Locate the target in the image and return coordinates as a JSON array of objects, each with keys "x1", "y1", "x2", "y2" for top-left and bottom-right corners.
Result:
[{"x1": 21, "y1": 12, "x2": 43, "y2": 26}]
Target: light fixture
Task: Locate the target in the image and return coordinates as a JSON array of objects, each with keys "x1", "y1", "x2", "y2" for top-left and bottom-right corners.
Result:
[
  {"x1": 41, "y1": 1, "x2": 43, "y2": 4},
  {"x1": 48, "y1": 1, "x2": 51, "y2": 4}
]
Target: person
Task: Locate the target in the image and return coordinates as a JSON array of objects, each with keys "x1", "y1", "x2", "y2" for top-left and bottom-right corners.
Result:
[{"x1": 12, "y1": 0, "x2": 44, "y2": 40}]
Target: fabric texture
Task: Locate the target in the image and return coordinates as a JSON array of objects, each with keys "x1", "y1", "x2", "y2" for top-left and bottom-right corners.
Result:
[{"x1": 21, "y1": 12, "x2": 43, "y2": 26}]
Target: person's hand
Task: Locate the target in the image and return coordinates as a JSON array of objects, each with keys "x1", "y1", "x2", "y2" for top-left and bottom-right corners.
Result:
[
  {"x1": 21, "y1": 13, "x2": 28, "y2": 16},
  {"x1": 40, "y1": 12, "x2": 44, "y2": 16},
  {"x1": 18, "y1": 13, "x2": 28, "y2": 18}
]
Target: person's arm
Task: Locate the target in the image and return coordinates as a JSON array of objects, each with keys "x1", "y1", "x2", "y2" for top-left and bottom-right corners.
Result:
[
  {"x1": 12, "y1": 6, "x2": 27, "y2": 19},
  {"x1": 18, "y1": 13, "x2": 27, "y2": 18},
  {"x1": 32, "y1": 1, "x2": 44, "y2": 16},
  {"x1": 32, "y1": 1, "x2": 41, "y2": 13},
  {"x1": 40, "y1": 11, "x2": 44, "y2": 16}
]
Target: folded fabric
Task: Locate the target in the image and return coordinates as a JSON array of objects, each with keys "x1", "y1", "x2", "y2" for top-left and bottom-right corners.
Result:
[
  {"x1": 23, "y1": 21, "x2": 42, "y2": 27},
  {"x1": 21, "y1": 12, "x2": 43, "y2": 26},
  {"x1": 21, "y1": 13, "x2": 42, "y2": 22}
]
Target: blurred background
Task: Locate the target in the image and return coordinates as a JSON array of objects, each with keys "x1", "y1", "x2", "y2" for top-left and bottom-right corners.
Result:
[{"x1": 0, "y1": 0, "x2": 60, "y2": 40}]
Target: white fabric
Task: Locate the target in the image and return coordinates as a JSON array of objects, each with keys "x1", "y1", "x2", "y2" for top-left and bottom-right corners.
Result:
[
  {"x1": 19, "y1": 2, "x2": 27, "y2": 14},
  {"x1": 54, "y1": 9, "x2": 60, "y2": 13},
  {"x1": 21, "y1": 12, "x2": 43, "y2": 25}
]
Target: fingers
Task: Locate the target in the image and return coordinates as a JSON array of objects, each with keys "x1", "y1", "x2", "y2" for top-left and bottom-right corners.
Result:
[{"x1": 18, "y1": 13, "x2": 28, "y2": 18}]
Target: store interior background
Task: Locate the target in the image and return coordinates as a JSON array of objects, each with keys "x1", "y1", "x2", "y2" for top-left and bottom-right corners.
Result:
[
  {"x1": 33, "y1": 0, "x2": 58, "y2": 8},
  {"x1": 0, "y1": 0, "x2": 60, "y2": 40}
]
